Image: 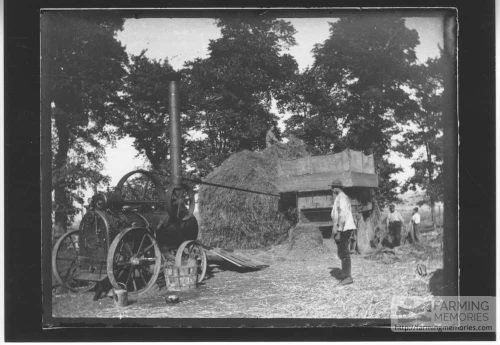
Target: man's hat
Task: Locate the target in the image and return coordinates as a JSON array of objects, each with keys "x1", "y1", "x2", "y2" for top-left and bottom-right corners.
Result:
[{"x1": 330, "y1": 179, "x2": 343, "y2": 188}]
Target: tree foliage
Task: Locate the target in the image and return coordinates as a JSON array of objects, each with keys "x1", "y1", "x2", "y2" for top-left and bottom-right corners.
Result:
[
  {"x1": 45, "y1": 13, "x2": 446, "y2": 230},
  {"x1": 395, "y1": 56, "x2": 444, "y2": 212},
  {"x1": 283, "y1": 15, "x2": 421, "y2": 205},
  {"x1": 182, "y1": 16, "x2": 298, "y2": 177},
  {"x1": 278, "y1": 69, "x2": 343, "y2": 154},
  {"x1": 119, "y1": 52, "x2": 176, "y2": 173},
  {"x1": 46, "y1": 13, "x2": 128, "y2": 229}
]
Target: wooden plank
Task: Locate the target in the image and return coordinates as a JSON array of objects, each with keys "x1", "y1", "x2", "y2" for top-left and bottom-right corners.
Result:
[
  {"x1": 278, "y1": 150, "x2": 376, "y2": 178},
  {"x1": 349, "y1": 150, "x2": 363, "y2": 172},
  {"x1": 350, "y1": 172, "x2": 379, "y2": 188},
  {"x1": 226, "y1": 251, "x2": 269, "y2": 269},
  {"x1": 297, "y1": 220, "x2": 333, "y2": 227},
  {"x1": 276, "y1": 171, "x2": 378, "y2": 192},
  {"x1": 210, "y1": 249, "x2": 243, "y2": 267},
  {"x1": 217, "y1": 250, "x2": 247, "y2": 264},
  {"x1": 215, "y1": 249, "x2": 267, "y2": 269},
  {"x1": 232, "y1": 252, "x2": 268, "y2": 266},
  {"x1": 202, "y1": 244, "x2": 269, "y2": 269},
  {"x1": 362, "y1": 153, "x2": 375, "y2": 172},
  {"x1": 220, "y1": 251, "x2": 257, "y2": 268}
]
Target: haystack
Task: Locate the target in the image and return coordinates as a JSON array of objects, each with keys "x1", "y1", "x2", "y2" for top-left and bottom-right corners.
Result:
[{"x1": 198, "y1": 137, "x2": 308, "y2": 249}]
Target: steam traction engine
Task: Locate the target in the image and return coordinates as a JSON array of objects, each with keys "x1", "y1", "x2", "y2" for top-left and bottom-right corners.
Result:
[{"x1": 52, "y1": 74, "x2": 207, "y2": 295}]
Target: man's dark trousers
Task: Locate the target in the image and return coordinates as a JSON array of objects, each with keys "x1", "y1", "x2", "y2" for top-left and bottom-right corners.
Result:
[
  {"x1": 389, "y1": 221, "x2": 402, "y2": 247},
  {"x1": 335, "y1": 230, "x2": 353, "y2": 278},
  {"x1": 411, "y1": 222, "x2": 419, "y2": 243}
]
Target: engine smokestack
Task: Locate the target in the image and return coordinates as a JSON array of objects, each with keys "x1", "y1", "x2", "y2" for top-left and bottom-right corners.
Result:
[{"x1": 166, "y1": 72, "x2": 182, "y2": 187}]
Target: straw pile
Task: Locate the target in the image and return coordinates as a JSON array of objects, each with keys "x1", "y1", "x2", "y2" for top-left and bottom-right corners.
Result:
[
  {"x1": 288, "y1": 224, "x2": 324, "y2": 250},
  {"x1": 198, "y1": 137, "x2": 309, "y2": 249},
  {"x1": 284, "y1": 224, "x2": 332, "y2": 260}
]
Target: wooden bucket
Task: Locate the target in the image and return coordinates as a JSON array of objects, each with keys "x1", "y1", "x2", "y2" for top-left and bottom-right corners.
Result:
[{"x1": 164, "y1": 264, "x2": 198, "y2": 291}]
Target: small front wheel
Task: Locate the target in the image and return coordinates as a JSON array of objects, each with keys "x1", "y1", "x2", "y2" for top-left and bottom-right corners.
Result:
[
  {"x1": 107, "y1": 227, "x2": 161, "y2": 295},
  {"x1": 175, "y1": 240, "x2": 207, "y2": 283}
]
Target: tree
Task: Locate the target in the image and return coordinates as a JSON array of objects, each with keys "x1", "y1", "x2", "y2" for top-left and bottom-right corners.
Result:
[
  {"x1": 182, "y1": 16, "x2": 298, "y2": 177},
  {"x1": 396, "y1": 56, "x2": 445, "y2": 221},
  {"x1": 278, "y1": 69, "x2": 344, "y2": 154},
  {"x1": 119, "y1": 52, "x2": 176, "y2": 173},
  {"x1": 45, "y1": 13, "x2": 128, "y2": 231},
  {"x1": 283, "y1": 15, "x2": 421, "y2": 205}
]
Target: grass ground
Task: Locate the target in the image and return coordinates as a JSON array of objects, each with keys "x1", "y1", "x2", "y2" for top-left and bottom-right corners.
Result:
[{"x1": 51, "y1": 229, "x2": 443, "y2": 319}]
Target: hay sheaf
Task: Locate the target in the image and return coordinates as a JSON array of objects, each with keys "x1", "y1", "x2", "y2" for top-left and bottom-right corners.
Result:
[
  {"x1": 356, "y1": 201, "x2": 383, "y2": 254},
  {"x1": 198, "y1": 138, "x2": 308, "y2": 249}
]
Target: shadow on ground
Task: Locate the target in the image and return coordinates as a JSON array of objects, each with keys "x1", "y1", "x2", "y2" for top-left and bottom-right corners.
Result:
[{"x1": 328, "y1": 267, "x2": 344, "y2": 280}]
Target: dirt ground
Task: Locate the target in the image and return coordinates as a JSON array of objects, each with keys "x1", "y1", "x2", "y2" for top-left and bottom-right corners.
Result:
[{"x1": 52, "y1": 230, "x2": 443, "y2": 319}]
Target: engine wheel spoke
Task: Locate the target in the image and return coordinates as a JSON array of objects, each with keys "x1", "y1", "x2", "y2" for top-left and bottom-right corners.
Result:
[
  {"x1": 132, "y1": 274, "x2": 138, "y2": 291},
  {"x1": 107, "y1": 228, "x2": 161, "y2": 296},
  {"x1": 136, "y1": 242, "x2": 154, "y2": 257},
  {"x1": 135, "y1": 234, "x2": 147, "y2": 256}
]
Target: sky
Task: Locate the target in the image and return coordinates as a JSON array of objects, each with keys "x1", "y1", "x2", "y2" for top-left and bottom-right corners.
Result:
[
  {"x1": 116, "y1": 16, "x2": 443, "y2": 71},
  {"x1": 105, "y1": 15, "x2": 444, "y2": 186}
]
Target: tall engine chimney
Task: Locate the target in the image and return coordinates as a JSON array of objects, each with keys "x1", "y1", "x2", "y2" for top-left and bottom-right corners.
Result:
[{"x1": 166, "y1": 72, "x2": 182, "y2": 187}]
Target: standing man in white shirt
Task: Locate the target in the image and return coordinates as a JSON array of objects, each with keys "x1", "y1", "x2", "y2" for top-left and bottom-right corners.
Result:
[
  {"x1": 386, "y1": 204, "x2": 404, "y2": 247},
  {"x1": 410, "y1": 207, "x2": 421, "y2": 243},
  {"x1": 331, "y1": 181, "x2": 356, "y2": 286}
]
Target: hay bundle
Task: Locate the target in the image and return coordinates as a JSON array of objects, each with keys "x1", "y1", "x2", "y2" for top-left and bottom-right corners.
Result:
[
  {"x1": 198, "y1": 138, "x2": 308, "y2": 249},
  {"x1": 356, "y1": 216, "x2": 374, "y2": 254},
  {"x1": 363, "y1": 247, "x2": 401, "y2": 264},
  {"x1": 356, "y1": 200, "x2": 383, "y2": 254}
]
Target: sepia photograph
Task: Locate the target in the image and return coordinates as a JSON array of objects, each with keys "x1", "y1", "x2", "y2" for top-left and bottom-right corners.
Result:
[{"x1": 39, "y1": 7, "x2": 464, "y2": 328}]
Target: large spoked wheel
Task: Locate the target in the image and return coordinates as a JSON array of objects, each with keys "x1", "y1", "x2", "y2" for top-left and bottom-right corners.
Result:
[
  {"x1": 175, "y1": 240, "x2": 207, "y2": 283},
  {"x1": 107, "y1": 227, "x2": 162, "y2": 295},
  {"x1": 115, "y1": 170, "x2": 168, "y2": 209},
  {"x1": 52, "y1": 230, "x2": 96, "y2": 292}
]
